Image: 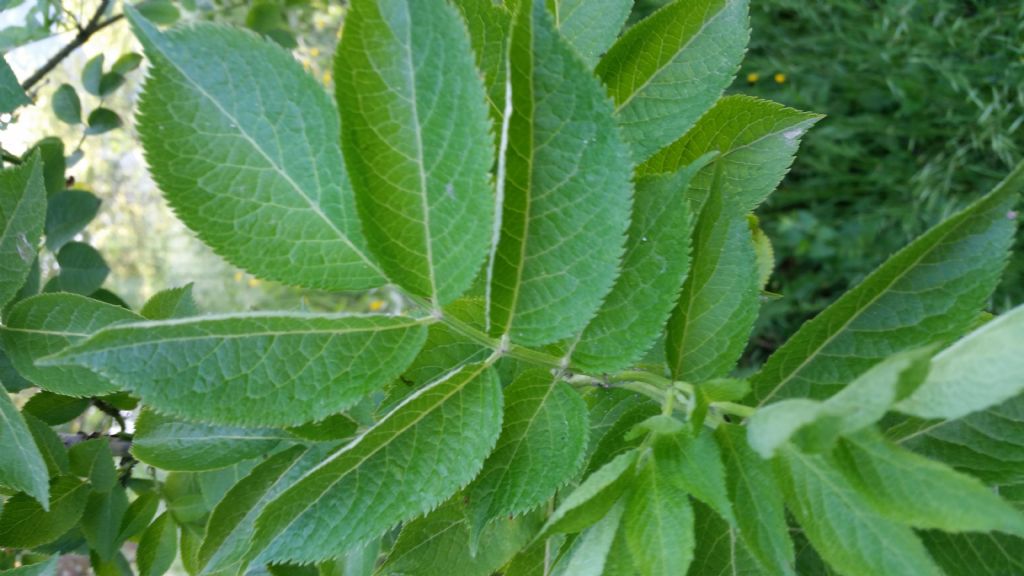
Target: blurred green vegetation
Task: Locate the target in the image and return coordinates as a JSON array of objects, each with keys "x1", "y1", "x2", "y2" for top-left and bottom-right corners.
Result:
[{"x1": 735, "y1": 0, "x2": 1024, "y2": 362}]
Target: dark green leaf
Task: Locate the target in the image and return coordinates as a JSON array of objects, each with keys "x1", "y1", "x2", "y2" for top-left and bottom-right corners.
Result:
[
  {"x1": 0, "y1": 476, "x2": 90, "y2": 548},
  {"x1": 84, "y1": 108, "x2": 122, "y2": 136},
  {"x1": 45, "y1": 189, "x2": 101, "y2": 251},
  {"x1": 68, "y1": 438, "x2": 116, "y2": 492},
  {"x1": 98, "y1": 73, "x2": 126, "y2": 97},
  {"x1": 131, "y1": 409, "x2": 286, "y2": 471},
  {"x1": 22, "y1": 390, "x2": 91, "y2": 425},
  {"x1": 82, "y1": 55, "x2": 105, "y2": 97},
  {"x1": 51, "y1": 84, "x2": 82, "y2": 124},
  {"x1": 0, "y1": 55, "x2": 28, "y2": 113},
  {"x1": 111, "y1": 53, "x2": 143, "y2": 75},
  {"x1": 81, "y1": 486, "x2": 129, "y2": 560},
  {"x1": 0, "y1": 387, "x2": 49, "y2": 506}
]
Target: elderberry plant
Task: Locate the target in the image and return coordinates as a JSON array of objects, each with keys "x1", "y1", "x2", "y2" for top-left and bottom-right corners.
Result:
[{"x1": 1, "y1": 0, "x2": 1023, "y2": 575}]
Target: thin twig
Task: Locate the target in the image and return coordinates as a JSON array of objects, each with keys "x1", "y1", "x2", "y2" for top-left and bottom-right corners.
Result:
[{"x1": 20, "y1": 0, "x2": 123, "y2": 92}]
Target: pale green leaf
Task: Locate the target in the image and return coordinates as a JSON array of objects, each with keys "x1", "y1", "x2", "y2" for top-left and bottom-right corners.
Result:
[
  {"x1": 550, "y1": 500, "x2": 626, "y2": 576},
  {"x1": 623, "y1": 450, "x2": 695, "y2": 576},
  {"x1": 0, "y1": 388, "x2": 49, "y2": 506},
  {"x1": 43, "y1": 242, "x2": 109, "y2": 295},
  {"x1": 336, "y1": 0, "x2": 494, "y2": 306},
  {"x1": 641, "y1": 95, "x2": 822, "y2": 211},
  {"x1": 137, "y1": 512, "x2": 178, "y2": 576},
  {"x1": 0, "y1": 151, "x2": 45, "y2": 310},
  {"x1": 894, "y1": 392, "x2": 1024, "y2": 484},
  {"x1": 0, "y1": 476, "x2": 90, "y2": 548},
  {"x1": 140, "y1": 283, "x2": 198, "y2": 320},
  {"x1": 715, "y1": 424, "x2": 794, "y2": 575},
  {"x1": 0, "y1": 55, "x2": 28, "y2": 113},
  {"x1": 752, "y1": 161, "x2": 1024, "y2": 404},
  {"x1": 249, "y1": 362, "x2": 503, "y2": 564},
  {"x1": 596, "y1": 0, "x2": 749, "y2": 162},
  {"x1": 776, "y1": 447, "x2": 942, "y2": 576},
  {"x1": 551, "y1": 0, "x2": 632, "y2": 67},
  {"x1": 380, "y1": 499, "x2": 540, "y2": 576},
  {"x1": 132, "y1": 409, "x2": 286, "y2": 471},
  {"x1": 52, "y1": 84, "x2": 82, "y2": 124},
  {"x1": 136, "y1": 0, "x2": 180, "y2": 25},
  {"x1": 43, "y1": 313, "x2": 427, "y2": 426},
  {"x1": 836, "y1": 430, "x2": 1024, "y2": 536},
  {"x1": 896, "y1": 304, "x2": 1024, "y2": 420},
  {"x1": 488, "y1": 0, "x2": 632, "y2": 347},
  {"x1": 748, "y1": 215, "x2": 774, "y2": 289},
  {"x1": 748, "y1": 347, "x2": 933, "y2": 458},
  {"x1": 0, "y1": 294, "x2": 142, "y2": 396},
  {"x1": 467, "y1": 370, "x2": 588, "y2": 534},
  {"x1": 127, "y1": 8, "x2": 384, "y2": 291},
  {"x1": 653, "y1": 427, "x2": 733, "y2": 523},
  {"x1": 666, "y1": 162, "x2": 759, "y2": 382},
  {"x1": 82, "y1": 486, "x2": 129, "y2": 560},
  {"x1": 45, "y1": 190, "x2": 101, "y2": 251},
  {"x1": 542, "y1": 449, "x2": 637, "y2": 536},
  {"x1": 565, "y1": 155, "x2": 713, "y2": 373}
]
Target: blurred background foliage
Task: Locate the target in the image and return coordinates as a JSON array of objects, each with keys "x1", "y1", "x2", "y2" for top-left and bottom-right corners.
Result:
[{"x1": 3, "y1": 0, "x2": 1023, "y2": 361}]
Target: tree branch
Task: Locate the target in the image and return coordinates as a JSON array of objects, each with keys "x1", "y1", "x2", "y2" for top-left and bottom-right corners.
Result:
[
  {"x1": 60, "y1": 432, "x2": 132, "y2": 458},
  {"x1": 20, "y1": 0, "x2": 123, "y2": 93}
]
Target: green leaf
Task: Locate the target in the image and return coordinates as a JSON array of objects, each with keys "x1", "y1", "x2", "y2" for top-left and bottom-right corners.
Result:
[
  {"x1": 82, "y1": 485, "x2": 129, "y2": 560},
  {"x1": 43, "y1": 313, "x2": 427, "y2": 426},
  {"x1": 542, "y1": 449, "x2": 637, "y2": 536},
  {"x1": 140, "y1": 283, "x2": 197, "y2": 320},
  {"x1": 45, "y1": 189, "x2": 101, "y2": 251},
  {"x1": 197, "y1": 445, "x2": 324, "y2": 574},
  {"x1": 127, "y1": 8, "x2": 385, "y2": 292},
  {"x1": 118, "y1": 491, "x2": 159, "y2": 542},
  {"x1": 641, "y1": 95, "x2": 822, "y2": 210},
  {"x1": 68, "y1": 438, "x2": 116, "y2": 492},
  {"x1": 550, "y1": 500, "x2": 627, "y2": 576},
  {"x1": 596, "y1": 0, "x2": 749, "y2": 162},
  {"x1": 488, "y1": 0, "x2": 632, "y2": 347},
  {"x1": 565, "y1": 155, "x2": 713, "y2": 373},
  {"x1": 835, "y1": 430, "x2": 1024, "y2": 536},
  {"x1": 285, "y1": 413, "x2": 358, "y2": 442},
  {"x1": 43, "y1": 242, "x2": 110, "y2": 295},
  {"x1": 98, "y1": 73, "x2": 126, "y2": 97},
  {"x1": 137, "y1": 512, "x2": 178, "y2": 576},
  {"x1": 452, "y1": 0, "x2": 512, "y2": 122},
  {"x1": 0, "y1": 151, "x2": 45, "y2": 310},
  {"x1": 28, "y1": 137, "x2": 65, "y2": 196},
  {"x1": 896, "y1": 304, "x2": 1024, "y2": 420},
  {"x1": 623, "y1": 450, "x2": 695, "y2": 576},
  {"x1": 715, "y1": 423, "x2": 794, "y2": 575},
  {"x1": 666, "y1": 162, "x2": 759, "y2": 382},
  {"x1": 0, "y1": 55, "x2": 28, "y2": 113},
  {"x1": 691, "y1": 501, "x2": 767, "y2": 576},
  {"x1": 82, "y1": 55, "x2": 104, "y2": 96},
  {"x1": 135, "y1": 0, "x2": 181, "y2": 25},
  {"x1": 776, "y1": 447, "x2": 942, "y2": 576},
  {"x1": 85, "y1": 108, "x2": 122, "y2": 135},
  {"x1": 51, "y1": 84, "x2": 82, "y2": 124},
  {"x1": 0, "y1": 558, "x2": 58, "y2": 576},
  {"x1": 0, "y1": 476, "x2": 90, "y2": 548},
  {"x1": 894, "y1": 392, "x2": 1024, "y2": 484},
  {"x1": 467, "y1": 370, "x2": 588, "y2": 536},
  {"x1": 335, "y1": 0, "x2": 495, "y2": 306},
  {"x1": 22, "y1": 390, "x2": 91, "y2": 425},
  {"x1": 653, "y1": 428, "x2": 733, "y2": 523},
  {"x1": 920, "y1": 530, "x2": 1024, "y2": 576},
  {"x1": 752, "y1": 160, "x2": 1024, "y2": 405},
  {"x1": 111, "y1": 53, "x2": 143, "y2": 75},
  {"x1": 249, "y1": 362, "x2": 502, "y2": 564},
  {"x1": 23, "y1": 413, "x2": 70, "y2": 476},
  {"x1": 0, "y1": 293, "x2": 143, "y2": 396},
  {"x1": 749, "y1": 215, "x2": 775, "y2": 288},
  {"x1": 551, "y1": 0, "x2": 632, "y2": 67},
  {"x1": 380, "y1": 499, "x2": 540, "y2": 576},
  {"x1": 748, "y1": 346, "x2": 934, "y2": 458},
  {"x1": 131, "y1": 409, "x2": 286, "y2": 471},
  {"x1": 0, "y1": 388, "x2": 49, "y2": 506}
]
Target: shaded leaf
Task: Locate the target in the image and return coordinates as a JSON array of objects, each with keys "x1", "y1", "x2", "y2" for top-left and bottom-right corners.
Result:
[
  {"x1": 43, "y1": 242, "x2": 110, "y2": 295},
  {"x1": 0, "y1": 386, "x2": 49, "y2": 506},
  {"x1": 0, "y1": 151, "x2": 45, "y2": 310},
  {"x1": 45, "y1": 189, "x2": 101, "y2": 251},
  {"x1": 0, "y1": 476, "x2": 90, "y2": 548},
  {"x1": 132, "y1": 409, "x2": 287, "y2": 471},
  {"x1": 51, "y1": 84, "x2": 81, "y2": 124}
]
